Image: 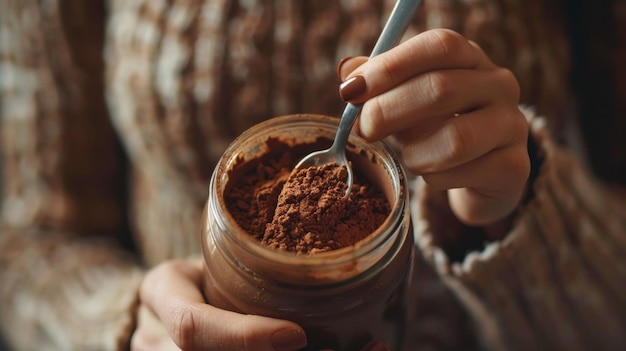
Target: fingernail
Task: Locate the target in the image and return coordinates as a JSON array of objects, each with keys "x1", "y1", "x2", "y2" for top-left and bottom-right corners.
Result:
[
  {"x1": 271, "y1": 328, "x2": 307, "y2": 351},
  {"x1": 336, "y1": 56, "x2": 354, "y2": 79},
  {"x1": 339, "y1": 75, "x2": 367, "y2": 102}
]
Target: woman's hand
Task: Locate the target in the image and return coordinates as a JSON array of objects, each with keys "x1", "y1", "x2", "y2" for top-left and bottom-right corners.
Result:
[
  {"x1": 130, "y1": 258, "x2": 308, "y2": 351},
  {"x1": 338, "y1": 29, "x2": 530, "y2": 225}
]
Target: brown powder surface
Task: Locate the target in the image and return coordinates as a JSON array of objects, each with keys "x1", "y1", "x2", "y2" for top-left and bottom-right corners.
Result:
[{"x1": 225, "y1": 152, "x2": 390, "y2": 255}]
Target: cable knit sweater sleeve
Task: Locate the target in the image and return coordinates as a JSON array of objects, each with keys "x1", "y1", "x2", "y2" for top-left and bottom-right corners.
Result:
[
  {"x1": 413, "y1": 112, "x2": 626, "y2": 351},
  {"x1": 0, "y1": 1, "x2": 143, "y2": 349},
  {"x1": 0, "y1": 230, "x2": 144, "y2": 350}
]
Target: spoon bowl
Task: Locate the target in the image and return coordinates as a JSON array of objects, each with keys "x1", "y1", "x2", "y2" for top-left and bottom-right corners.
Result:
[
  {"x1": 293, "y1": 0, "x2": 422, "y2": 197},
  {"x1": 294, "y1": 103, "x2": 361, "y2": 197}
]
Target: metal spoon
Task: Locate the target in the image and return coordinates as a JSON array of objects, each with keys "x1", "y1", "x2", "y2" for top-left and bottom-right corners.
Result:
[{"x1": 293, "y1": 0, "x2": 422, "y2": 197}]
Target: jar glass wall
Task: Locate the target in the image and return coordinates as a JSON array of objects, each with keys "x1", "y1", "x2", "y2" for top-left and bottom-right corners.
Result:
[{"x1": 201, "y1": 114, "x2": 414, "y2": 351}]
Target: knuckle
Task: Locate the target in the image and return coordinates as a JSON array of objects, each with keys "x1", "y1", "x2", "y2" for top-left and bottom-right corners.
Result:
[
  {"x1": 400, "y1": 144, "x2": 421, "y2": 173},
  {"x1": 171, "y1": 306, "x2": 197, "y2": 350},
  {"x1": 420, "y1": 173, "x2": 446, "y2": 190},
  {"x1": 509, "y1": 109, "x2": 530, "y2": 142},
  {"x1": 443, "y1": 120, "x2": 470, "y2": 162},
  {"x1": 361, "y1": 97, "x2": 387, "y2": 140},
  {"x1": 376, "y1": 54, "x2": 397, "y2": 84},
  {"x1": 425, "y1": 71, "x2": 452, "y2": 106},
  {"x1": 495, "y1": 146, "x2": 531, "y2": 190},
  {"x1": 239, "y1": 315, "x2": 265, "y2": 349},
  {"x1": 141, "y1": 261, "x2": 181, "y2": 297},
  {"x1": 496, "y1": 68, "x2": 521, "y2": 102},
  {"x1": 139, "y1": 273, "x2": 159, "y2": 301},
  {"x1": 151, "y1": 260, "x2": 180, "y2": 278},
  {"x1": 162, "y1": 259, "x2": 189, "y2": 275},
  {"x1": 510, "y1": 147, "x2": 532, "y2": 182},
  {"x1": 428, "y1": 29, "x2": 466, "y2": 58},
  {"x1": 490, "y1": 104, "x2": 527, "y2": 146}
]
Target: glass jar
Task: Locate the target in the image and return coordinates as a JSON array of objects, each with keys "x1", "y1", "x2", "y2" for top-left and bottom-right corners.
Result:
[{"x1": 201, "y1": 114, "x2": 413, "y2": 351}]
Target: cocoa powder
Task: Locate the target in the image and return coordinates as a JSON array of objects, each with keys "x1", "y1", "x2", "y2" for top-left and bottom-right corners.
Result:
[{"x1": 225, "y1": 140, "x2": 390, "y2": 255}]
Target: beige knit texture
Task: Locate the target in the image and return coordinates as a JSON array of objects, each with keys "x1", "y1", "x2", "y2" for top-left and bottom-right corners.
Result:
[{"x1": 415, "y1": 113, "x2": 626, "y2": 350}]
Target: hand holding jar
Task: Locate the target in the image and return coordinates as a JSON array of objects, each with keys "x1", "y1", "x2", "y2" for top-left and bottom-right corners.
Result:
[
  {"x1": 132, "y1": 259, "x2": 391, "y2": 351},
  {"x1": 131, "y1": 258, "x2": 309, "y2": 351},
  {"x1": 338, "y1": 28, "x2": 530, "y2": 227}
]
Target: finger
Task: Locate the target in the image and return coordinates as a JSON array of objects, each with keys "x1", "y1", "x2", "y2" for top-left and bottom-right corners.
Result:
[
  {"x1": 140, "y1": 259, "x2": 307, "y2": 351},
  {"x1": 422, "y1": 145, "x2": 530, "y2": 224},
  {"x1": 398, "y1": 105, "x2": 528, "y2": 175},
  {"x1": 341, "y1": 29, "x2": 496, "y2": 103},
  {"x1": 357, "y1": 67, "x2": 519, "y2": 140},
  {"x1": 337, "y1": 56, "x2": 368, "y2": 80},
  {"x1": 131, "y1": 305, "x2": 181, "y2": 351}
]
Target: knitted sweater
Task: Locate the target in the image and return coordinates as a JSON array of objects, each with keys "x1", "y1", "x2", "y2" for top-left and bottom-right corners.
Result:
[{"x1": 1, "y1": 0, "x2": 625, "y2": 350}]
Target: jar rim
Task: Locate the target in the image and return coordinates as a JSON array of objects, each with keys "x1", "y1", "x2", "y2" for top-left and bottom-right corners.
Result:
[{"x1": 207, "y1": 114, "x2": 409, "y2": 283}]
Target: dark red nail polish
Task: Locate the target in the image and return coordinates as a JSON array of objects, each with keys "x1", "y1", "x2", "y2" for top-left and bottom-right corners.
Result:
[
  {"x1": 337, "y1": 56, "x2": 354, "y2": 79},
  {"x1": 339, "y1": 75, "x2": 367, "y2": 102}
]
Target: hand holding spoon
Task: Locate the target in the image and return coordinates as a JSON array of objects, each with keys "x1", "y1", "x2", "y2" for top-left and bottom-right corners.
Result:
[{"x1": 293, "y1": 0, "x2": 422, "y2": 197}]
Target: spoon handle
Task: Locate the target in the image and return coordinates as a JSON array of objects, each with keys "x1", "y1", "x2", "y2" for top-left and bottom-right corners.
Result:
[
  {"x1": 332, "y1": 0, "x2": 422, "y2": 151},
  {"x1": 371, "y1": 0, "x2": 423, "y2": 57},
  {"x1": 332, "y1": 103, "x2": 364, "y2": 151}
]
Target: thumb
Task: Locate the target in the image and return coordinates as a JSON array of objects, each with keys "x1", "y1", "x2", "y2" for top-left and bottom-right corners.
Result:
[{"x1": 140, "y1": 259, "x2": 307, "y2": 351}]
